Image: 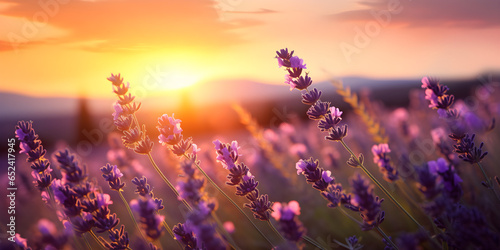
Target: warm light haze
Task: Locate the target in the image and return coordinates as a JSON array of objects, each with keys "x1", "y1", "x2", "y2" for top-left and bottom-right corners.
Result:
[{"x1": 1, "y1": 0, "x2": 500, "y2": 98}]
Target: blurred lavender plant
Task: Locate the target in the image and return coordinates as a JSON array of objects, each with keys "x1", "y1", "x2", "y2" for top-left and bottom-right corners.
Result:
[
  {"x1": 271, "y1": 200, "x2": 306, "y2": 247},
  {"x1": 421, "y1": 77, "x2": 497, "y2": 195},
  {"x1": 371, "y1": 144, "x2": 399, "y2": 182}
]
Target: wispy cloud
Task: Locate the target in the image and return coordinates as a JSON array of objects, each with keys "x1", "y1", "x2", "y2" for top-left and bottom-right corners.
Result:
[
  {"x1": 331, "y1": 0, "x2": 500, "y2": 28},
  {"x1": 226, "y1": 8, "x2": 277, "y2": 14},
  {"x1": 0, "y1": 0, "x2": 242, "y2": 52}
]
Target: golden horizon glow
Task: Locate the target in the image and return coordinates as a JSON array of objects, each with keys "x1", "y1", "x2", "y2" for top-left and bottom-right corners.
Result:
[{"x1": 1, "y1": 0, "x2": 500, "y2": 99}]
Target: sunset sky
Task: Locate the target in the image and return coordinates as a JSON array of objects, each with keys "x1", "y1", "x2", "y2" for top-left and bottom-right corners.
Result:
[{"x1": 1, "y1": 0, "x2": 500, "y2": 98}]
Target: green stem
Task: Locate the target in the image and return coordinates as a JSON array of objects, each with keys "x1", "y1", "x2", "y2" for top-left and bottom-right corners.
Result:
[
  {"x1": 89, "y1": 230, "x2": 106, "y2": 249},
  {"x1": 212, "y1": 212, "x2": 241, "y2": 250},
  {"x1": 376, "y1": 226, "x2": 398, "y2": 250},
  {"x1": 476, "y1": 162, "x2": 500, "y2": 200},
  {"x1": 146, "y1": 153, "x2": 193, "y2": 211},
  {"x1": 340, "y1": 140, "x2": 422, "y2": 228},
  {"x1": 267, "y1": 220, "x2": 286, "y2": 243},
  {"x1": 83, "y1": 234, "x2": 92, "y2": 249},
  {"x1": 183, "y1": 153, "x2": 275, "y2": 248},
  {"x1": 158, "y1": 211, "x2": 179, "y2": 245},
  {"x1": 118, "y1": 191, "x2": 148, "y2": 243},
  {"x1": 340, "y1": 140, "x2": 443, "y2": 249},
  {"x1": 302, "y1": 235, "x2": 327, "y2": 250}
]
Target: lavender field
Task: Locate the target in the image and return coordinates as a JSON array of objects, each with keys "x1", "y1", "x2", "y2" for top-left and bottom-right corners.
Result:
[
  {"x1": 2, "y1": 1, "x2": 500, "y2": 249},
  {"x1": 1, "y1": 47, "x2": 500, "y2": 249}
]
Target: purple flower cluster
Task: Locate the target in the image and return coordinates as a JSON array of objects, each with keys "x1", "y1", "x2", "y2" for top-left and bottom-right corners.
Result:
[
  {"x1": 15, "y1": 121, "x2": 53, "y2": 191},
  {"x1": 156, "y1": 113, "x2": 197, "y2": 158},
  {"x1": 275, "y1": 48, "x2": 347, "y2": 141},
  {"x1": 103, "y1": 225, "x2": 130, "y2": 250},
  {"x1": 271, "y1": 201, "x2": 306, "y2": 244},
  {"x1": 371, "y1": 144, "x2": 399, "y2": 182},
  {"x1": 186, "y1": 202, "x2": 226, "y2": 250},
  {"x1": 435, "y1": 204, "x2": 499, "y2": 249},
  {"x1": 101, "y1": 163, "x2": 125, "y2": 192},
  {"x1": 214, "y1": 140, "x2": 274, "y2": 221},
  {"x1": 176, "y1": 156, "x2": 206, "y2": 206},
  {"x1": 108, "y1": 74, "x2": 153, "y2": 155},
  {"x1": 421, "y1": 77, "x2": 455, "y2": 110},
  {"x1": 416, "y1": 158, "x2": 463, "y2": 220},
  {"x1": 350, "y1": 174, "x2": 385, "y2": 231},
  {"x1": 48, "y1": 147, "x2": 127, "y2": 248},
  {"x1": 421, "y1": 77, "x2": 490, "y2": 166},
  {"x1": 172, "y1": 223, "x2": 197, "y2": 249},
  {"x1": 296, "y1": 158, "x2": 352, "y2": 208},
  {"x1": 172, "y1": 201, "x2": 225, "y2": 250},
  {"x1": 130, "y1": 198, "x2": 164, "y2": 241},
  {"x1": 428, "y1": 158, "x2": 463, "y2": 202},
  {"x1": 453, "y1": 134, "x2": 488, "y2": 164},
  {"x1": 131, "y1": 176, "x2": 164, "y2": 211}
]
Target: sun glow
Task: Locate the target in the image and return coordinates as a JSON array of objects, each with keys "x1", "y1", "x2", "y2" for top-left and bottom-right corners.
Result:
[{"x1": 159, "y1": 69, "x2": 201, "y2": 90}]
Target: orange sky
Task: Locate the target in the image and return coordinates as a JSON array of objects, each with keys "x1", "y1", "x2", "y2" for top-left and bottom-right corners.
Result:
[{"x1": 1, "y1": 0, "x2": 500, "y2": 98}]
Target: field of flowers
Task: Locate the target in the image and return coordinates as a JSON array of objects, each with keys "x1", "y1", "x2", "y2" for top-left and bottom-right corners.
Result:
[{"x1": 2, "y1": 48, "x2": 500, "y2": 249}]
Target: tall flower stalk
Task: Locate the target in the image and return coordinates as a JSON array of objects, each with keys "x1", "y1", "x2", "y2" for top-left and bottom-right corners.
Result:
[
  {"x1": 421, "y1": 77, "x2": 499, "y2": 200},
  {"x1": 100, "y1": 163, "x2": 149, "y2": 244},
  {"x1": 273, "y1": 48, "x2": 437, "y2": 246}
]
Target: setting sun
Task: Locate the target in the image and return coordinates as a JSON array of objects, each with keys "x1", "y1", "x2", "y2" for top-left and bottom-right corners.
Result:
[{"x1": 157, "y1": 68, "x2": 201, "y2": 90}]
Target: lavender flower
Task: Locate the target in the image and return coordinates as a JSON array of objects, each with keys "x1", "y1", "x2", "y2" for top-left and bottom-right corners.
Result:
[
  {"x1": 318, "y1": 106, "x2": 343, "y2": 131},
  {"x1": 102, "y1": 225, "x2": 130, "y2": 250},
  {"x1": 172, "y1": 223, "x2": 198, "y2": 249},
  {"x1": 213, "y1": 139, "x2": 241, "y2": 169},
  {"x1": 15, "y1": 121, "x2": 53, "y2": 191},
  {"x1": 307, "y1": 101, "x2": 330, "y2": 120},
  {"x1": 131, "y1": 176, "x2": 164, "y2": 210},
  {"x1": 371, "y1": 144, "x2": 399, "y2": 182},
  {"x1": 350, "y1": 174, "x2": 385, "y2": 231},
  {"x1": 100, "y1": 163, "x2": 125, "y2": 191},
  {"x1": 296, "y1": 158, "x2": 352, "y2": 208},
  {"x1": 271, "y1": 201, "x2": 306, "y2": 243},
  {"x1": 421, "y1": 77, "x2": 455, "y2": 110},
  {"x1": 214, "y1": 139, "x2": 274, "y2": 221},
  {"x1": 292, "y1": 73, "x2": 313, "y2": 90},
  {"x1": 276, "y1": 48, "x2": 294, "y2": 67},
  {"x1": 302, "y1": 88, "x2": 322, "y2": 105},
  {"x1": 13, "y1": 234, "x2": 30, "y2": 250},
  {"x1": 70, "y1": 212, "x2": 95, "y2": 235},
  {"x1": 177, "y1": 157, "x2": 206, "y2": 205},
  {"x1": 131, "y1": 176, "x2": 153, "y2": 197},
  {"x1": 94, "y1": 195, "x2": 120, "y2": 233},
  {"x1": 453, "y1": 134, "x2": 488, "y2": 164},
  {"x1": 321, "y1": 183, "x2": 352, "y2": 209},
  {"x1": 130, "y1": 198, "x2": 164, "y2": 240},
  {"x1": 428, "y1": 158, "x2": 463, "y2": 202},
  {"x1": 186, "y1": 201, "x2": 226, "y2": 250},
  {"x1": 415, "y1": 164, "x2": 440, "y2": 200},
  {"x1": 438, "y1": 204, "x2": 499, "y2": 249},
  {"x1": 32, "y1": 219, "x2": 70, "y2": 249},
  {"x1": 157, "y1": 114, "x2": 183, "y2": 145},
  {"x1": 296, "y1": 158, "x2": 332, "y2": 191},
  {"x1": 334, "y1": 236, "x2": 363, "y2": 250},
  {"x1": 134, "y1": 135, "x2": 154, "y2": 155},
  {"x1": 54, "y1": 149, "x2": 87, "y2": 184}
]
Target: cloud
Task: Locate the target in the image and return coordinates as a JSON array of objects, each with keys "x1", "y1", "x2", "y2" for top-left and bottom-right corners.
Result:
[
  {"x1": 226, "y1": 8, "x2": 277, "y2": 14},
  {"x1": 330, "y1": 0, "x2": 500, "y2": 28},
  {"x1": 0, "y1": 0, "x2": 243, "y2": 52}
]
